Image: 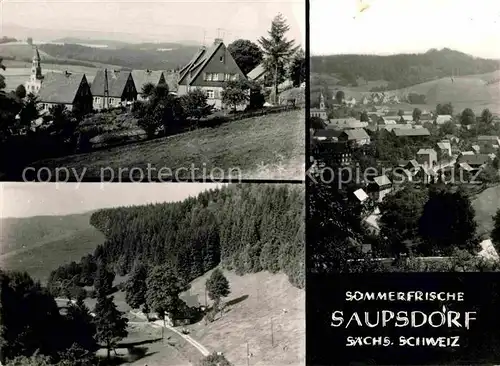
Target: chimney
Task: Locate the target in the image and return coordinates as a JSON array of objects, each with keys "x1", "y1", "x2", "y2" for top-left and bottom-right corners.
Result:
[{"x1": 213, "y1": 38, "x2": 223, "y2": 45}]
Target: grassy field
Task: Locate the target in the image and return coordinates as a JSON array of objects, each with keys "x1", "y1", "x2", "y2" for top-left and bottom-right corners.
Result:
[
  {"x1": 473, "y1": 184, "x2": 500, "y2": 236},
  {"x1": 183, "y1": 270, "x2": 304, "y2": 366},
  {"x1": 0, "y1": 212, "x2": 105, "y2": 283},
  {"x1": 33, "y1": 109, "x2": 305, "y2": 181}
]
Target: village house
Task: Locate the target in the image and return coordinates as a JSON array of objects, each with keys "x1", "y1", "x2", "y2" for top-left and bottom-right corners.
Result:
[
  {"x1": 367, "y1": 175, "x2": 393, "y2": 203},
  {"x1": 177, "y1": 39, "x2": 247, "y2": 110},
  {"x1": 345, "y1": 97, "x2": 357, "y2": 106},
  {"x1": 435, "y1": 115, "x2": 453, "y2": 125},
  {"x1": 456, "y1": 154, "x2": 492, "y2": 174},
  {"x1": 444, "y1": 134, "x2": 460, "y2": 144},
  {"x1": 326, "y1": 118, "x2": 368, "y2": 129},
  {"x1": 391, "y1": 166, "x2": 415, "y2": 184},
  {"x1": 315, "y1": 141, "x2": 352, "y2": 166},
  {"x1": 416, "y1": 148, "x2": 438, "y2": 168},
  {"x1": 398, "y1": 159, "x2": 420, "y2": 172},
  {"x1": 392, "y1": 127, "x2": 431, "y2": 138},
  {"x1": 38, "y1": 72, "x2": 93, "y2": 114},
  {"x1": 91, "y1": 69, "x2": 137, "y2": 110},
  {"x1": 131, "y1": 70, "x2": 166, "y2": 100},
  {"x1": 313, "y1": 129, "x2": 342, "y2": 142},
  {"x1": 247, "y1": 63, "x2": 266, "y2": 82},
  {"x1": 436, "y1": 140, "x2": 452, "y2": 158},
  {"x1": 381, "y1": 124, "x2": 423, "y2": 132},
  {"x1": 471, "y1": 145, "x2": 481, "y2": 154},
  {"x1": 477, "y1": 135, "x2": 500, "y2": 154},
  {"x1": 338, "y1": 128, "x2": 371, "y2": 146},
  {"x1": 361, "y1": 96, "x2": 369, "y2": 105}
]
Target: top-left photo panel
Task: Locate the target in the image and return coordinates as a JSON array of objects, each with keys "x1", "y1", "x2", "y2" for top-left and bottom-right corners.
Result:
[{"x1": 0, "y1": 0, "x2": 305, "y2": 183}]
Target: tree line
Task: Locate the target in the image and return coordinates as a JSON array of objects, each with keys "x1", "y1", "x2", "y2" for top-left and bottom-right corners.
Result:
[{"x1": 311, "y1": 48, "x2": 499, "y2": 89}]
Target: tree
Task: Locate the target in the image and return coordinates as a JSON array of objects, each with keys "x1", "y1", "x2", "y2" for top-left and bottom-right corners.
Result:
[
  {"x1": 398, "y1": 109, "x2": 404, "y2": 117},
  {"x1": 480, "y1": 108, "x2": 494, "y2": 124},
  {"x1": 288, "y1": 48, "x2": 305, "y2": 87},
  {"x1": 360, "y1": 111, "x2": 369, "y2": 122},
  {"x1": 205, "y1": 269, "x2": 230, "y2": 315},
  {"x1": 258, "y1": 13, "x2": 299, "y2": 103},
  {"x1": 335, "y1": 90, "x2": 345, "y2": 105},
  {"x1": 0, "y1": 58, "x2": 6, "y2": 90},
  {"x1": 227, "y1": 39, "x2": 263, "y2": 76},
  {"x1": 18, "y1": 93, "x2": 40, "y2": 134},
  {"x1": 379, "y1": 185, "x2": 429, "y2": 257},
  {"x1": 179, "y1": 88, "x2": 213, "y2": 122},
  {"x1": 221, "y1": 79, "x2": 250, "y2": 111},
  {"x1": 145, "y1": 265, "x2": 190, "y2": 337},
  {"x1": 141, "y1": 82, "x2": 155, "y2": 99},
  {"x1": 93, "y1": 294, "x2": 128, "y2": 360},
  {"x1": 439, "y1": 120, "x2": 457, "y2": 136},
  {"x1": 15, "y1": 85, "x2": 26, "y2": 99},
  {"x1": 412, "y1": 108, "x2": 422, "y2": 122},
  {"x1": 65, "y1": 297, "x2": 98, "y2": 357},
  {"x1": 93, "y1": 260, "x2": 115, "y2": 297},
  {"x1": 27, "y1": 37, "x2": 33, "y2": 46},
  {"x1": 310, "y1": 116, "x2": 325, "y2": 129},
  {"x1": 5, "y1": 354, "x2": 52, "y2": 366},
  {"x1": 125, "y1": 262, "x2": 148, "y2": 311},
  {"x1": 418, "y1": 187, "x2": 478, "y2": 255},
  {"x1": 460, "y1": 108, "x2": 476, "y2": 126},
  {"x1": 436, "y1": 102, "x2": 453, "y2": 115}
]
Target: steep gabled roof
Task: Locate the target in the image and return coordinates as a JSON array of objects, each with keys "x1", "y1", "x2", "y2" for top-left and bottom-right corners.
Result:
[
  {"x1": 457, "y1": 154, "x2": 491, "y2": 166},
  {"x1": 372, "y1": 175, "x2": 392, "y2": 187},
  {"x1": 38, "y1": 72, "x2": 86, "y2": 104},
  {"x1": 314, "y1": 129, "x2": 342, "y2": 138},
  {"x1": 131, "y1": 70, "x2": 165, "y2": 93},
  {"x1": 417, "y1": 148, "x2": 437, "y2": 155},
  {"x1": 178, "y1": 41, "x2": 242, "y2": 86},
  {"x1": 91, "y1": 69, "x2": 133, "y2": 98},
  {"x1": 478, "y1": 135, "x2": 500, "y2": 141}
]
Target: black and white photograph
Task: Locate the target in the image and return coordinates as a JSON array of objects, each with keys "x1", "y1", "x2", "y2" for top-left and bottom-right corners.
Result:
[
  {"x1": 0, "y1": 0, "x2": 305, "y2": 182},
  {"x1": 309, "y1": 0, "x2": 500, "y2": 274},
  {"x1": 0, "y1": 182, "x2": 304, "y2": 365}
]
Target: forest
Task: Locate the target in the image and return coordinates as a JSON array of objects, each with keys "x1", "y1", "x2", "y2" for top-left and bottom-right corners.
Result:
[
  {"x1": 311, "y1": 48, "x2": 500, "y2": 89},
  {"x1": 49, "y1": 184, "x2": 305, "y2": 290}
]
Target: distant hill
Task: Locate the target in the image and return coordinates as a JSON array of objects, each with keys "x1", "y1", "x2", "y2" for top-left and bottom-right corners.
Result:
[
  {"x1": 0, "y1": 212, "x2": 105, "y2": 282},
  {"x1": 312, "y1": 48, "x2": 500, "y2": 90},
  {"x1": 38, "y1": 42, "x2": 199, "y2": 70}
]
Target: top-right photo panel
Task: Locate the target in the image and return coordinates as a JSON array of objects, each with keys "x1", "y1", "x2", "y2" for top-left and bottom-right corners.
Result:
[{"x1": 309, "y1": 0, "x2": 500, "y2": 272}]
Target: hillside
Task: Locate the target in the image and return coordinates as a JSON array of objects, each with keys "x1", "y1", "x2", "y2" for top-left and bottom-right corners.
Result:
[
  {"x1": 31, "y1": 109, "x2": 305, "y2": 180},
  {"x1": 312, "y1": 48, "x2": 500, "y2": 90},
  {"x1": 136, "y1": 269, "x2": 304, "y2": 366},
  {"x1": 0, "y1": 212, "x2": 105, "y2": 282},
  {"x1": 473, "y1": 185, "x2": 500, "y2": 236}
]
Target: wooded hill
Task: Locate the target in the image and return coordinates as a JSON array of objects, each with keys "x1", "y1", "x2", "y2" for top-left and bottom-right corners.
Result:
[
  {"x1": 70, "y1": 184, "x2": 304, "y2": 289},
  {"x1": 312, "y1": 48, "x2": 500, "y2": 89}
]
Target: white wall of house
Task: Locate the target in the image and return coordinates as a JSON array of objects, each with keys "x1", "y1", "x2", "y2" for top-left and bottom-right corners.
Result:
[
  {"x1": 92, "y1": 96, "x2": 122, "y2": 110},
  {"x1": 178, "y1": 85, "x2": 246, "y2": 111},
  {"x1": 39, "y1": 102, "x2": 73, "y2": 112}
]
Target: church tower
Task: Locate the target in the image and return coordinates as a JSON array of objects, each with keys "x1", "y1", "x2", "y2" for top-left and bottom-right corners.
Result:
[
  {"x1": 319, "y1": 93, "x2": 325, "y2": 110},
  {"x1": 25, "y1": 46, "x2": 44, "y2": 95}
]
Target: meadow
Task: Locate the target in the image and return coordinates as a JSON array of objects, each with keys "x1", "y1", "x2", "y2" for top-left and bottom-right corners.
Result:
[{"x1": 32, "y1": 109, "x2": 305, "y2": 181}]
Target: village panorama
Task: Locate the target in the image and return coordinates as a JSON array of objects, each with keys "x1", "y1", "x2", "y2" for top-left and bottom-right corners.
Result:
[
  {"x1": 0, "y1": 3, "x2": 305, "y2": 182},
  {"x1": 308, "y1": 1, "x2": 500, "y2": 274}
]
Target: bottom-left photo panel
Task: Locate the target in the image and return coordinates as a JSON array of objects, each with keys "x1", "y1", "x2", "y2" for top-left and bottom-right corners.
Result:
[{"x1": 0, "y1": 182, "x2": 304, "y2": 366}]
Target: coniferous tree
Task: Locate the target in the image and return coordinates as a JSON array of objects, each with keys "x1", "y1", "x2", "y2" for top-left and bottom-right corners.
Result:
[
  {"x1": 258, "y1": 14, "x2": 299, "y2": 103},
  {"x1": 93, "y1": 260, "x2": 114, "y2": 297},
  {"x1": 124, "y1": 262, "x2": 148, "y2": 311},
  {"x1": 93, "y1": 295, "x2": 128, "y2": 360}
]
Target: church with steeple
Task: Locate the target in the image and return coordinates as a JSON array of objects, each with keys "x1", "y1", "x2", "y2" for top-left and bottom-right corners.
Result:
[
  {"x1": 25, "y1": 46, "x2": 44, "y2": 95},
  {"x1": 310, "y1": 92, "x2": 328, "y2": 120}
]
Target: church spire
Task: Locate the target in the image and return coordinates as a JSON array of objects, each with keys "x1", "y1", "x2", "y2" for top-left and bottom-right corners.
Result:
[
  {"x1": 31, "y1": 46, "x2": 43, "y2": 80},
  {"x1": 319, "y1": 93, "x2": 325, "y2": 110}
]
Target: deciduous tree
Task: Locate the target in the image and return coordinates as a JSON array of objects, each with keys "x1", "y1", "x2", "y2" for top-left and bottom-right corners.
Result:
[{"x1": 227, "y1": 39, "x2": 263, "y2": 76}]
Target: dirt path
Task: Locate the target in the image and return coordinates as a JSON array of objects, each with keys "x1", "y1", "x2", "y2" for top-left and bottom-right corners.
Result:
[{"x1": 130, "y1": 311, "x2": 210, "y2": 357}]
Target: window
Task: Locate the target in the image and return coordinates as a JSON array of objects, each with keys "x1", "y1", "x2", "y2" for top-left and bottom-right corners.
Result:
[
  {"x1": 224, "y1": 73, "x2": 230, "y2": 81},
  {"x1": 220, "y1": 56, "x2": 224, "y2": 63},
  {"x1": 213, "y1": 73, "x2": 219, "y2": 81},
  {"x1": 206, "y1": 90, "x2": 214, "y2": 99},
  {"x1": 231, "y1": 74, "x2": 238, "y2": 81},
  {"x1": 206, "y1": 73, "x2": 213, "y2": 81}
]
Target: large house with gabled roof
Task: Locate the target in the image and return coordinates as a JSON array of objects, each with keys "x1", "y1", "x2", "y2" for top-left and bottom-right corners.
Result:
[
  {"x1": 177, "y1": 39, "x2": 247, "y2": 110},
  {"x1": 38, "y1": 72, "x2": 93, "y2": 114},
  {"x1": 91, "y1": 69, "x2": 137, "y2": 110}
]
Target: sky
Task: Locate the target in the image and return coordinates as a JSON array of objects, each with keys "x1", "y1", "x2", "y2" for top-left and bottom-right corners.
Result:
[
  {"x1": 311, "y1": 0, "x2": 500, "y2": 59},
  {"x1": 1, "y1": 0, "x2": 305, "y2": 46},
  {"x1": 0, "y1": 183, "x2": 223, "y2": 218}
]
